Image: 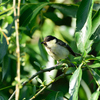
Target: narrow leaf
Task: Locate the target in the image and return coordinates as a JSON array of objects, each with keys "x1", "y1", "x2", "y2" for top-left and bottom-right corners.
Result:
[
  {"x1": 88, "y1": 63, "x2": 100, "y2": 68},
  {"x1": 92, "y1": 9, "x2": 100, "y2": 34},
  {"x1": 90, "y1": 25, "x2": 100, "y2": 40},
  {"x1": 5, "y1": 16, "x2": 13, "y2": 24},
  {"x1": 51, "y1": 4, "x2": 78, "y2": 18},
  {"x1": 20, "y1": 3, "x2": 48, "y2": 26},
  {"x1": 91, "y1": 69, "x2": 100, "y2": 86},
  {"x1": 85, "y1": 55, "x2": 97, "y2": 61},
  {"x1": 89, "y1": 90, "x2": 100, "y2": 100},
  {"x1": 65, "y1": 67, "x2": 76, "y2": 75},
  {"x1": 2, "y1": 54, "x2": 9, "y2": 80},
  {"x1": 69, "y1": 66, "x2": 82, "y2": 100},
  {"x1": 76, "y1": 0, "x2": 93, "y2": 31},
  {"x1": 0, "y1": 37, "x2": 8, "y2": 62},
  {"x1": 46, "y1": 91, "x2": 63, "y2": 100},
  {"x1": 36, "y1": 77, "x2": 43, "y2": 85},
  {"x1": 75, "y1": 0, "x2": 94, "y2": 53}
]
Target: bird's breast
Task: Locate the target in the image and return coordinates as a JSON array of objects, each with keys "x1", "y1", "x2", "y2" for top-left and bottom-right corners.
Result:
[{"x1": 45, "y1": 43, "x2": 69, "y2": 61}]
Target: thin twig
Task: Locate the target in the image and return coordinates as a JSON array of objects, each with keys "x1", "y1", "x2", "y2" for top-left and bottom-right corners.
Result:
[
  {"x1": 29, "y1": 62, "x2": 84, "y2": 100},
  {"x1": 0, "y1": 28, "x2": 9, "y2": 45},
  {"x1": 8, "y1": 64, "x2": 59, "y2": 100},
  {"x1": 22, "y1": 65, "x2": 58, "y2": 86},
  {"x1": 30, "y1": 74, "x2": 65, "y2": 100},
  {"x1": 9, "y1": 62, "x2": 75, "y2": 100},
  {"x1": 8, "y1": 91, "x2": 16, "y2": 100},
  {"x1": 0, "y1": 7, "x2": 13, "y2": 15},
  {"x1": 13, "y1": 0, "x2": 21, "y2": 100}
]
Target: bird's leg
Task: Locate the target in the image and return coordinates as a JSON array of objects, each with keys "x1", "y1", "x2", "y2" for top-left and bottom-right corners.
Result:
[{"x1": 66, "y1": 57, "x2": 75, "y2": 67}]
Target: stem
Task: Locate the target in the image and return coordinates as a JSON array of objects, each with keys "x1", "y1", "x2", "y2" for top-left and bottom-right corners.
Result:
[
  {"x1": 22, "y1": 65, "x2": 57, "y2": 86},
  {"x1": 30, "y1": 74, "x2": 65, "y2": 100},
  {"x1": 0, "y1": 7, "x2": 13, "y2": 15},
  {"x1": 13, "y1": 0, "x2": 21, "y2": 100},
  {"x1": 8, "y1": 64, "x2": 59, "y2": 100},
  {"x1": 8, "y1": 63, "x2": 72, "y2": 100},
  {"x1": 0, "y1": 28, "x2": 9, "y2": 45}
]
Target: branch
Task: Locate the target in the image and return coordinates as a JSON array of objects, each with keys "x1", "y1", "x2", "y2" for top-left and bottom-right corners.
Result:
[
  {"x1": 0, "y1": 7, "x2": 13, "y2": 15},
  {"x1": 13, "y1": 0, "x2": 21, "y2": 100},
  {"x1": 30, "y1": 73, "x2": 65, "y2": 100},
  {"x1": 0, "y1": 28, "x2": 9, "y2": 45},
  {"x1": 22, "y1": 65, "x2": 57, "y2": 86},
  {"x1": 8, "y1": 64, "x2": 59, "y2": 100}
]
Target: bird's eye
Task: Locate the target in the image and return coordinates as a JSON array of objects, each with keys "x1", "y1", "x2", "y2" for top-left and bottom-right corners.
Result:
[
  {"x1": 41, "y1": 41, "x2": 47, "y2": 46},
  {"x1": 44, "y1": 42, "x2": 47, "y2": 45}
]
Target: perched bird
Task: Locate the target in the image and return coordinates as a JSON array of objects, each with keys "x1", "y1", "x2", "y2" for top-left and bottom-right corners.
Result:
[{"x1": 41, "y1": 35, "x2": 80, "y2": 61}]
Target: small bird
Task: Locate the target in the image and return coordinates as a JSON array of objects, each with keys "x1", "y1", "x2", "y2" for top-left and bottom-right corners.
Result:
[{"x1": 41, "y1": 35, "x2": 80, "y2": 61}]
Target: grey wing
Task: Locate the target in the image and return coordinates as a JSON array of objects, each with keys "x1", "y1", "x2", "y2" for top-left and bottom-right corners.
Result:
[
  {"x1": 57, "y1": 39, "x2": 76, "y2": 56},
  {"x1": 65, "y1": 44, "x2": 76, "y2": 56}
]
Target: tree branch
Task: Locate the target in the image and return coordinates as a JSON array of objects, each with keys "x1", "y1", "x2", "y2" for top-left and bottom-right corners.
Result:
[
  {"x1": 13, "y1": 0, "x2": 21, "y2": 100},
  {"x1": 8, "y1": 64, "x2": 59, "y2": 100},
  {"x1": 0, "y1": 28, "x2": 9, "y2": 45},
  {"x1": 30, "y1": 73, "x2": 65, "y2": 100},
  {"x1": 22, "y1": 65, "x2": 58, "y2": 86}
]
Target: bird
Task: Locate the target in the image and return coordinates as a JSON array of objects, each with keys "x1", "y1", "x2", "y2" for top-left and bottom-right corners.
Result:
[{"x1": 41, "y1": 35, "x2": 80, "y2": 61}]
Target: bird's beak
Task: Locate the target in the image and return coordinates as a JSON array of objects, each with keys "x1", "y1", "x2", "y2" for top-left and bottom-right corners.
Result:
[
  {"x1": 41, "y1": 41, "x2": 44, "y2": 44},
  {"x1": 41, "y1": 41, "x2": 46, "y2": 45}
]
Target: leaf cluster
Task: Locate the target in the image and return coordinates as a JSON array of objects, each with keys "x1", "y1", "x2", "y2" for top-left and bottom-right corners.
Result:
[{"x1": 0, "y1": 0, "x2": 100, "y2": 100}]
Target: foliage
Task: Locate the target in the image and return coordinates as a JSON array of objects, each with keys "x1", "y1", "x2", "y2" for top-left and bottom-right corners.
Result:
[{"x1": 0, "y1": 0, "x2": 100, "y2": 100}]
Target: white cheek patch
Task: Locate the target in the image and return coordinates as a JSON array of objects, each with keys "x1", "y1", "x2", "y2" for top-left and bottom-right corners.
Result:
[{"x1": 46, "y1": 39, "x2": 56, "y2": 48}]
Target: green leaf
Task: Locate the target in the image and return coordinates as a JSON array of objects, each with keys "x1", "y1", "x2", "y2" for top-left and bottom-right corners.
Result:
[
  {"x1": 32, "y1": 85, "x2": 36, "y2": 96},
  {"x1": 46, "y1": 91, "x2": 63, "y2": 100},
  {"x1": 41, "y1": 18, "x2": 55, "y2": 36},
  {"x1": 96, "y1": 56, "x2": 100, "y2": 60},
  {"x1": 75, "y1": 0, "x2": 94, "y2": 53},
  {"x1": 19, "y1": 3, "x2": 48, "y2": 37},
  {"x1": 5, "y1": 16, "x2": 13, "y2": 24},
  {"x1": 94, "y1": 26, "x2": 100, "y2": 43},
  {"x1": 92, "y1": 9, "x2": 100, "y2": 35},
  {"x1": 69, "y1": 66, "x2": 82, "y2": 100},
  {"x1": 0, "y1": 37, "x2": 8, "y2": 62},
  {"x1": 91, "y1": 69, "x2": 100, "y2": 86},
  {"x1": 25, "y1": 44, "x2": 38, "y2": 59},
  {"x1": 0, "y1": 6, "x2": 6, "y2": 12},
  {"x1": 38, "y1": 38, "x2": 48, "y2": 61},
  {"x1": 1, "y1": 21, "x2": 8, "y2": 29},
  {"x1": 85, "y1": 55, "x2": 97, "y2": 61},
  {"x1": 76, "y1": 0, "x2": 93, "y2": 31},
  {"x1": 0, "y1": 18, "x2": 13, "y2": 62},
  {"x1": 43, "y1": 12, "x2": 63, "y2": 25},
  {"x1": 90, "y1": 25, "x2": 100, "y2": 52},
  {"x1": 0, "y1": 96, "x2": 4, "y2": 100},
  {"x1": 65, "y1": 67, "x2": 76, "y2": 75},
  {"x1": 34, "y1": 61, "x2": 41, "y2": 67},
  {"x1": 80, "y1": 79, "x2": 91, "y2": 100},
  {"x1": 0, "y1": 31, "x2": 3, "y2": 43},
  {"x1": 51, "y1": 4, "x2": 78, "y2": 18},
  {"x1": 90, "y1": 23, "x2": 100, "y2": 40},
  {"x1": 36, "y1": 77, "x2": 43, "y2": 85},
  {"x1": 89, "y1": 89, "x2": 100, "y2": 100},
  {"x1": 20, "y1": 3, "x2": 48, "y2": 27},
  {"x1": 88, "y1": 63, "x2": 100, "y2": 68},
  {"x1": 2, "y1": 54, "x2": 9, "y2": 80}
]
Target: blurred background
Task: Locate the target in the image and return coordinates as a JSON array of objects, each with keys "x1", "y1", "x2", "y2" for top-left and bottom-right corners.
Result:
[{"x1": 0, "y1": 0, "x2": 100, "y2": 99}]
